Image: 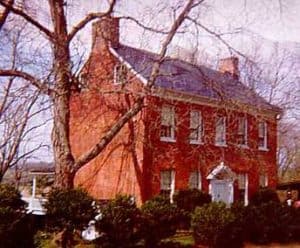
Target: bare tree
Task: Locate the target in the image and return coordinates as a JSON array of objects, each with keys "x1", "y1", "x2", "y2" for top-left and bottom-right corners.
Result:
[{"x1": 0, "y1": 0, "x2": 200, "y2": 188}]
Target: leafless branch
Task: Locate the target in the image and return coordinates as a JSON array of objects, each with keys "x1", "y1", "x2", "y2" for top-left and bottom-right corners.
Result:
[
  {"x1": 0, "y1": 0, "x2": 54, "y2": 40},
  {"x1": 67, "y1": 0, "x2": 117, "y2": 43},
  {"x1": 0, "y1": 69, "x2": 53, "y2": 96}
]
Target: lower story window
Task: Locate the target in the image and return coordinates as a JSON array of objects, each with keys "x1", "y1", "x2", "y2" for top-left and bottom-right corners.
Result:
[
  {"x1": 160, "y1": 170, "x2": 175, "y2": 202},
  {"x1": 259, "y1": 173, "x2": 268, "y2": 187},
  {"x1": 189, "y1": 171, "x2": 201, "y2": 190},
  {"x1": 237, "y1": 173, "x2": 248, "y2": 205}
]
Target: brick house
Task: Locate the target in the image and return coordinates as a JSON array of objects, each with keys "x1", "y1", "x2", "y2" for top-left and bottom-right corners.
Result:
[{"x1": 70, "y1": 16, "x2": 282, "y2": 206}]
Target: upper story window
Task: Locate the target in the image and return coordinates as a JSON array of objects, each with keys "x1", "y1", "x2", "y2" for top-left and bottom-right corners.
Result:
[
  {"x1": 114, "y1": 64, "x2": 127, "y2": 85},
  {"x1": 215, "y1": 116, "x2": 226, "y2": 146},
  {"x1": 237, "y1": 117, "x2": 248, "y2": 146},
  {"x1": 189, "y1": 171, "x2": 201, "y2": 190},
  {"x1": 189, "y1": 110, "x2": 203, "y2": 144},
  {"x1": 258, "y1": 121, "x2": 268, "y2": 150},
  {"x1": 160, "y1": 105, "x2": 176, "y2": 142}
]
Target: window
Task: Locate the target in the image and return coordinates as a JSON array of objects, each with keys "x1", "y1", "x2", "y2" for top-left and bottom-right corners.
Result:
[
  {"x1": 215, "y1": 116, "x2": 226, "y2": 146},
  {"x1": 160, "y1": 170, "x2": 175, "y2": 202},
  {"x1": 237, "y1": 173, "x2": 248, "y2": 205},
  {"x1": 237, "y1": 117, "x2": 247, "y2": 146},
  {"x1": 114, "y1": 64, "x2": 127, "y2": 84},
  {"x1": 189, "y1": 171, "x2": 201, "y2": 190},
  {"x1": 258, "y1": 121, "x2": 267, "y2": 150},
  {"x1": 190, "y1": 110, "x2": 203, "y2": 144},
  {"x1": 259, "y1": 173, "x2": 268, "y2": 187},
  {"x1": 160, "y1": 105, "x2": 175, "y2": 141}
]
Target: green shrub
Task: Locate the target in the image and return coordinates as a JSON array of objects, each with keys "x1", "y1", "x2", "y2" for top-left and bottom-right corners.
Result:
[
  {"x1": 0, "y1": 184, "x2": 28, "y2": 247},
  {"x1": 250, "y1": 187, "x2": 280, "y2": 206},
  {"x1": 191, "y1": 202, "x2": 243, "y2": 248},
  {"x1": 140, "y1": 195, "x2": 182, "y2": 248},
  {"x1": 45, "y1": 188, "x2": 95, "y2": 247},
  {"x1": 95, "y1": 195, "x2": 141, "y2": 248},
  {"x1": 174, "y1": 189, "x2": 211, "y2": 229},
  {"x1": 45, "y1": 188, "x2": 95, "y2": 231},
  {"x1": 174, "y1": 189, "x2": 211, "y2": 213},
  {"x1": 244, "y1": 201, "x2": 294, "y2": 244}
]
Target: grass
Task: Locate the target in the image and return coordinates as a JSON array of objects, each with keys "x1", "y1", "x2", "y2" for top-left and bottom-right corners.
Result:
[{"x1": 163, "y1": 231, "x2": 195, "y2": 247}]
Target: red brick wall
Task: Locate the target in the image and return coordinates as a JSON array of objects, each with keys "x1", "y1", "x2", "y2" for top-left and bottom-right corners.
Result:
[{"x1": 143, "y1": 96, "x2": 278, "y2": 200}]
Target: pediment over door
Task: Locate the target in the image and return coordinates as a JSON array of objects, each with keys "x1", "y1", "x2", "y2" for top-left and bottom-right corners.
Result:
[{"x1": 206, "y1": 162, "x2": 236, "y2": 180}]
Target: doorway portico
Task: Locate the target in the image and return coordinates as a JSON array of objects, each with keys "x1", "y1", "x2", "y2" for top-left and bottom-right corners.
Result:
[{"x1": 207, "y1": 162, "x2": 236, "y2": 205}]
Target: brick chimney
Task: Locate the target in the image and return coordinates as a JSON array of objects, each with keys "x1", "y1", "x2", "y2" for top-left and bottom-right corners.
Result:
[
  {"x1": 219, "y1": 57, "x2": 239, "y2": 79},
  {"x1": 92, "y1": 15, "x2": 120, "y2": 50}
]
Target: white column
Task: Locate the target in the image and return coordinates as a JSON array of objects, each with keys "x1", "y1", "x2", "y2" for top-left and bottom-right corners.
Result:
[{"x1": 32, "y1": 175, "x2": 36, "y2": 198}]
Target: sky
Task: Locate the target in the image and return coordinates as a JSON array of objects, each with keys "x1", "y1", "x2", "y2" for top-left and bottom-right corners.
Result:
[{"x1": 2, "y1": 0, "x2": 300, "y2": 162}]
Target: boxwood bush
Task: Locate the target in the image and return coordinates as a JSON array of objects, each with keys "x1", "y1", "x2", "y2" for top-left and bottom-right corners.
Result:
[
  {"x1": 173, "y1": 189, "x2": 211, "y2": 229},
  {"x1": 244, "y1": 201, "x2": 294, "y2": 244},
  {"x1": 44, "y1": 188, "x2": 95, "y2": 247},
  {"x1": 191, "y1": 202, "x2": 244, "y2": 248},
  {"x1": 140, "y1": 195, "x2": 182, "y2": 248},
  {"x1": 0, "y1": 184, "x2": 29, "y2": 247},
  {"x1": 95, "y1": 195, "x2": 141, "y2": 248},
  {"x1": 249, "y1": 187, "x2": 280, "y2": 206}
]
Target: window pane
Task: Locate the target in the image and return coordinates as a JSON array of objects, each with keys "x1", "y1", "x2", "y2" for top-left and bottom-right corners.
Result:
[
  {"x1": 161, "y1": 106, "x2": 175, "y2": 139},
  {"x1": 189, "y1": 171, "x2": 200, "y2": 189},
  {"x1": 238, "y1": 117, "x2": 245, "y2": 134},
  {"x1": 190, "y1": 111, "x2": 203, "y2": 142},
  {"x1": 259, "y1": 174, "x2": 268, "y2": 187},
  {"x1": 161, "y1": 171, "x2": 171, "y2": 190},
  {"x1": 114, "y1": 64, "x2": 127, "y2": 84},
  {"x1": 216, "y1": 117, "x2": 225, "y2": 143},
  {"x1": 190, "y1": 111, "x2": 199, "y2": 128},
  {"x1": 161, "y1": 106, "x2": 173, "y2": 126},
  {"x1": 238, "y1": 174, "x2": 245, "y2": 189},
  {"x1": 258, "y1": 122, "x2": 265, "y2": 138}
]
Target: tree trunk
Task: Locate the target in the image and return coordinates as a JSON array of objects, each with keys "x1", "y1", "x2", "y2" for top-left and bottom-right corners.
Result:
[{"x1": 49, "y1": 0, "x2": 75, "y2": 188}]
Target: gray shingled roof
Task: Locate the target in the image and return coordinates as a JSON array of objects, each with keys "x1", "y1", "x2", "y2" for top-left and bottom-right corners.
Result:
[{"x1": 115, "y1": 44, "x2": 280, "y2": 112}]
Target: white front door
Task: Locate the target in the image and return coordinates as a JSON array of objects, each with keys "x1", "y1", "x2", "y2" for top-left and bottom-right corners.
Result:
[{"x1": 210, "y1": 180, "x2": 233, "y2": 205}]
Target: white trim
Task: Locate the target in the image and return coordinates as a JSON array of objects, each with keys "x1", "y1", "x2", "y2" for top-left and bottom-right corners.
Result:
[
  {"x1": 229, "y1": 181, "x2": 234, "y2": 204},
  {"x1": 160, "y1": 137, "x2": 176, "y2": 143},
  {"x1": 170, "y1": 170, "x2": 175, "y2": 203},
  {"x1": 245, "y1": 173, "x2": 249, "y2": 206},
  {"x1": 238, "y1": 144, "x2": 249, "y2": 149},
  {"x1": 32, "y1": 175, "x2": 36, "y2": 198},
  {"x1": 109, "y1": 46, "x2": 148, "y2": 85},
  {"x1": 258, "y1": 147, "x2": 269, "y2": 152},
  {"x1": 207, "y1": 162, "x2": 236, "y2": 180},
  {"x1": 190, "y1": 140, "x2": 204, "y2": 145}
]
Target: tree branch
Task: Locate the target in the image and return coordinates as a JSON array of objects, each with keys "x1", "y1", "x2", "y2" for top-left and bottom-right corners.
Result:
[
  {"x1": 0, "y1": 0, "x2": 54, "y2": 40},
  {"x1": 67, "y1": 0, "x2": 117, "y2": 43},
  {"x1": 74, "y1": 0, "x2": 197, "y2": 170},
  {"x1": 0, "y1": 69, "x2": 53, "y2": 96},
  {"x1": 0, "y1": 0, "x2": 14, "y2": 30}
]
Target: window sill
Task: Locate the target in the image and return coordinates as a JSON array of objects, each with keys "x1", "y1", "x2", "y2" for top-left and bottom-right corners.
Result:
[
  {"x1": 237, "y1": 144, "x2": 249, "y2": 149},
  {"x1": 160, "y1": 137, "x2": 176, "y2": 143},
  {"x1": 215, "y1": 143, "x2": 227, "y2": 147},
  {"x1": 190, "y1": 140, "x2": 204, "y2": 145},
  {"x1": 258, "y1": 147, "x2": 269, "y2": 152}
]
